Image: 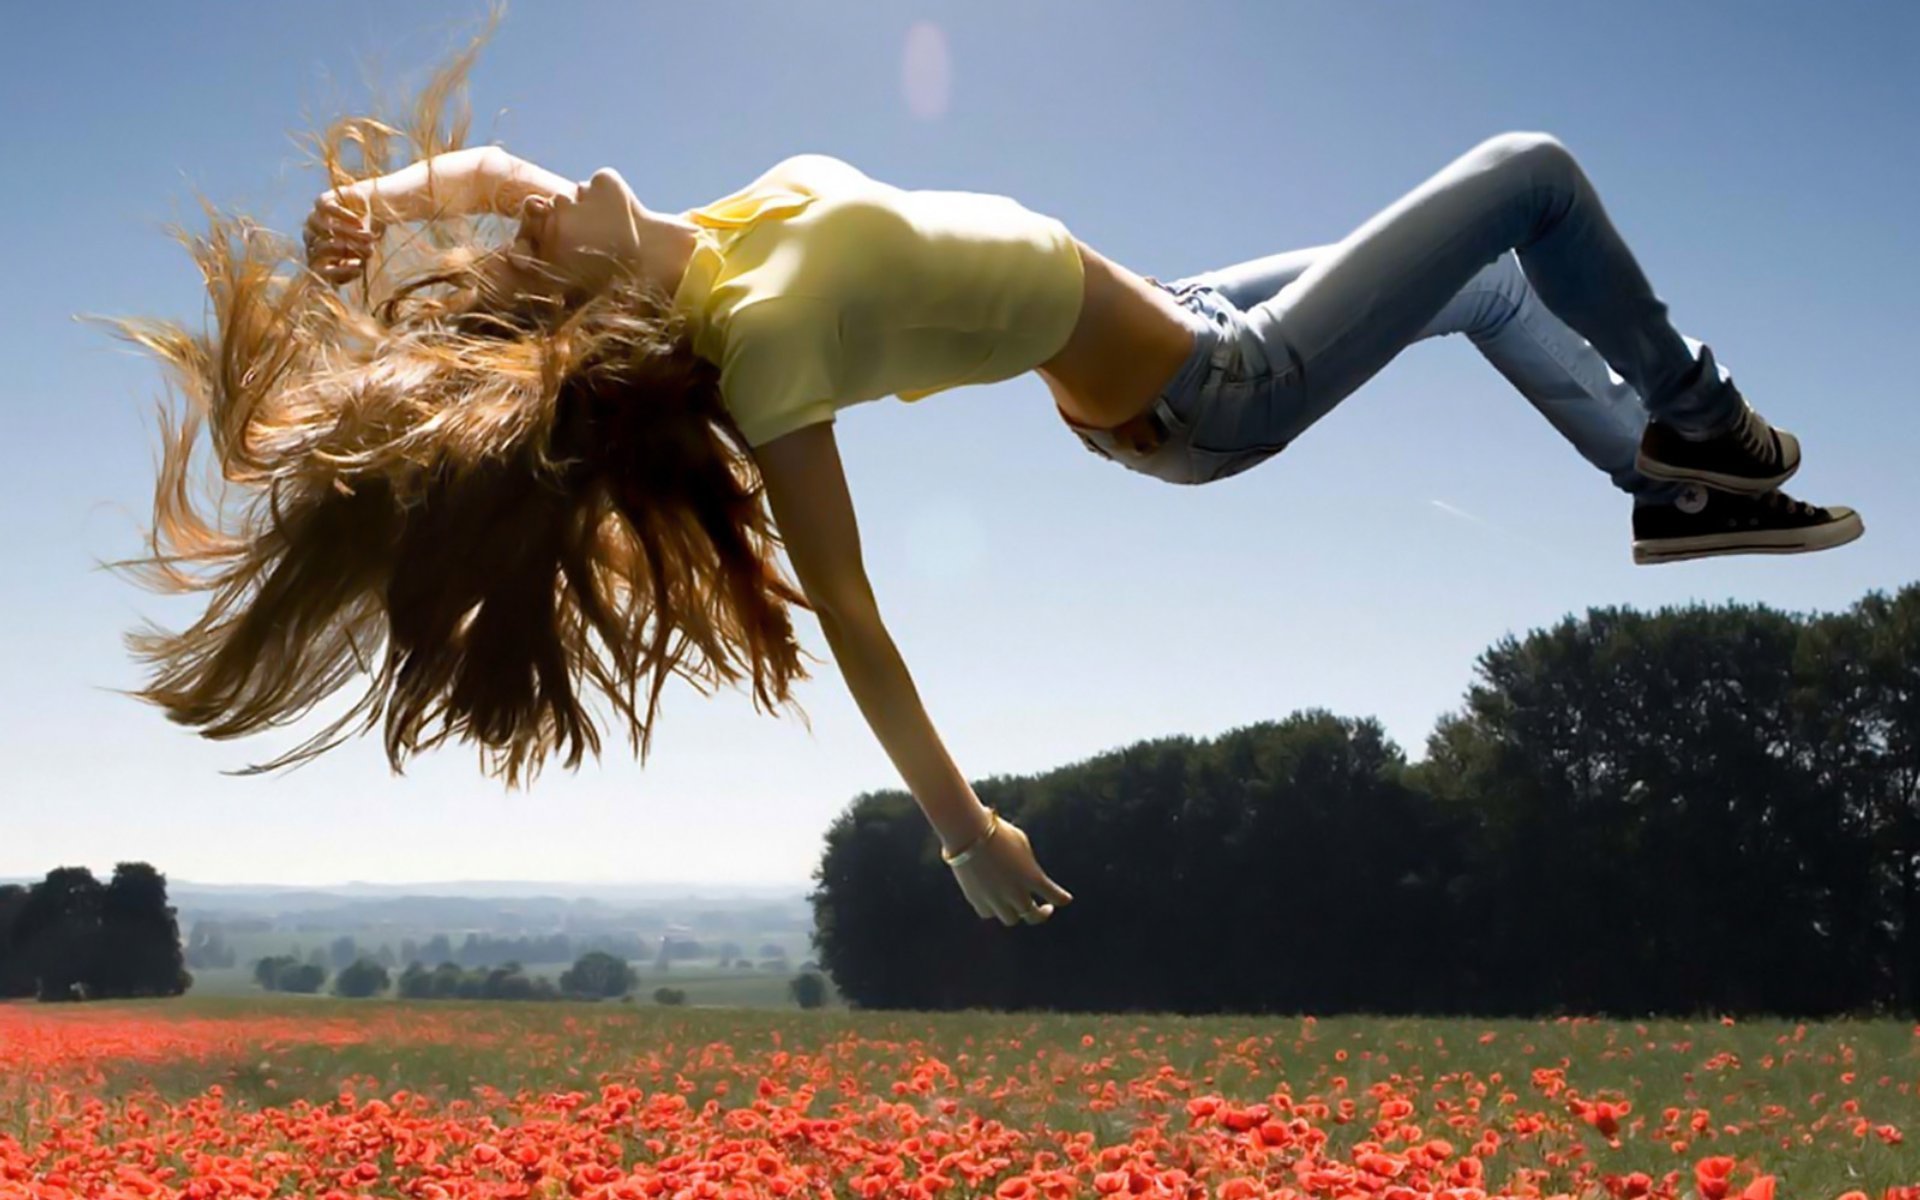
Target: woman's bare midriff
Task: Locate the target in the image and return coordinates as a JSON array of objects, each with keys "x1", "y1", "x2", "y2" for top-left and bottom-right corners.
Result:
[{"x1": 1036, "y1": 239, "x2": 1198, "y2": 430}]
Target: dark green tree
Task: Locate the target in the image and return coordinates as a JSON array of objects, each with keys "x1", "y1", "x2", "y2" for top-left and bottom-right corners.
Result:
[
  {"x1": 789, "y1": 971, "x2": 826, "y2": 1009},
  {"x1": 253, "y1": 955, "x2": 299, "y2": 990},
  {"x1": 278, "y1": 962, "x2": 327, "y2": 993},
  {"x1": 96, "y1": 863, "x2": 188, "y2": 998},
  {"x1": 560, "y1": 950, "x2": 637, "y2": 999},
  {"x1": 14, "y1": 867, "x2": 105, "y2": 1001},
  {"x1": 396, "y1": 961, "x2": 432, "y2": 998},
  {"x1": 1852, "y1": 585, "x2": 1920, "y2": 1010},
  {"x1": 0, "y1": 885, "x2": 32, "y2": 997},
  {"x1": 333, "y1": 958, "x2": 390, "y2": 998}
]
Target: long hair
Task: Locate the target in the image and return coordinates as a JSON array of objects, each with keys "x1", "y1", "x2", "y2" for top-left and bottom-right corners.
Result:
[{"x1": 84, "y1": 8, "x2": 814, "y2": 788}]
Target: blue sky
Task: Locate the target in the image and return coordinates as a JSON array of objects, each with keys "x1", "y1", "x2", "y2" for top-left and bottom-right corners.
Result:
[{"x1": 4, "y1": 1, "x2": 1914, "y2": 886}]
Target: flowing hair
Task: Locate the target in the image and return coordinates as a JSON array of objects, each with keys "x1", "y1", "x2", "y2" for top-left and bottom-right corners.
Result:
[{"x1": 84, "y1": 7, "x2": 814, "y2": 788}]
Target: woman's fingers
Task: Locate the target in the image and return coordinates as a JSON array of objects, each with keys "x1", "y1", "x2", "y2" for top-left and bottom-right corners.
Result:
[
  {"x1": 309, "y1": 223, "x2": 374, "y2": 252},
  {"x1": 305, "y1": 195, "x2": 382, "y2": 275},
  {"x1": 953, "y1": 863, "x2": 1068, "y2": 927},
  {"x1": 311, "y1": 253, "x2": 364, "y2": 284},
  {"x1": 1003, "y1": 885, "x2": 1052, "y2": 925},
  {"x1": 306, "y1": 208, "x2": 364, "y2": 245},
  {"x1": 316, "y1": 190, "x2": 383, "y2": 233}
]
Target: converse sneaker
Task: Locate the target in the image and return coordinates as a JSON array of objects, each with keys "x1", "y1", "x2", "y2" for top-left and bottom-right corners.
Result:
[
  {"x1": 1635, "y1": 349, "x2": 1800, "y2": 493},
  {"x1": 1632, "y1": 484, "x2": 1862, "y2": 565}
]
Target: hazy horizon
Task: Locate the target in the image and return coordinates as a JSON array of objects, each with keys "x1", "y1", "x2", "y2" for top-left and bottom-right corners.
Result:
[{"x1": 7, "y1": 1, "x2": 1913, "y2": 886}]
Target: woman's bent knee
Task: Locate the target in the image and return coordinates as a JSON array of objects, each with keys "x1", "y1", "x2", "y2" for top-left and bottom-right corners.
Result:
[{"x1": 1475, "y1": 130, "x2": 1573, "y2": 171}]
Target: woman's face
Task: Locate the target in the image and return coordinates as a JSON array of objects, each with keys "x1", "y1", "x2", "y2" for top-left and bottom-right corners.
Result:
[{"x1": 489, "y1": 167, "x2": 645, "y2": 313}]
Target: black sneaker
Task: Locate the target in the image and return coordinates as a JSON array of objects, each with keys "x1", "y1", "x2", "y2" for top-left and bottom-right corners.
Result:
[
  {"x1": 1634, "y1": 349, "x2": 1800, "y2": 493},
  {"x1": 1632, "y1": 484, "x2": 1862, "y2": 565}
]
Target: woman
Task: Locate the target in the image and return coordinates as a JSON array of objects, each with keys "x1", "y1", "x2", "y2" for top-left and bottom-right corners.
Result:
[{"x1": 114, "y1": 42, "x2": 1857, "y2": 932}]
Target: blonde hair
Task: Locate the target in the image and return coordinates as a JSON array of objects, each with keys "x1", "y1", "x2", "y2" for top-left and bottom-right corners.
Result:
[{"x1": 86, "y1": 6, "x2": 814, "y2": 787}]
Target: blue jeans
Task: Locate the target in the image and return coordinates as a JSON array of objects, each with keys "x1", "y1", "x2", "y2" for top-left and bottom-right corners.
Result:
[{"x1": 1069, "y1": 131, "x2": 1743, "y2": 497}]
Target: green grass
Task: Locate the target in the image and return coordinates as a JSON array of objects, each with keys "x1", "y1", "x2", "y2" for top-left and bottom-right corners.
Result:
[{"x1": 184, "y1": 961, "x2": 838, "y2": 1007}]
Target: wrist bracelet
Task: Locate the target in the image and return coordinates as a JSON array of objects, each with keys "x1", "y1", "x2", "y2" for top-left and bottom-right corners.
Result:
[{"x1": 941, "y1": 806, "x2": 999, "y2": 868}]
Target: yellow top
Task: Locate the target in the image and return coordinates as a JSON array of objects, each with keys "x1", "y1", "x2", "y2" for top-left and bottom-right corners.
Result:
[{"x1": 669, "y1": 153, "x2": 1087, "y2": 447}]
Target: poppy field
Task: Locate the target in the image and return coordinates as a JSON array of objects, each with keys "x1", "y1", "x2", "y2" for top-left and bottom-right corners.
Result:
[{"x1": 2, "y1": 999, "x2": 1916, "y2": 1199}]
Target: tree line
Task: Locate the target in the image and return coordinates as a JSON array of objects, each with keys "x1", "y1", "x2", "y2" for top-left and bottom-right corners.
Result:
[
  {"x1": 255, "y1": 951, "x2": 827, "y2": 1007},
  {"x1": 0, "y1": 865, "x2": 187, "y2": 1000},
  {"x1": 809, "y1": 584, "x2": 1920, "y2": 1018}
]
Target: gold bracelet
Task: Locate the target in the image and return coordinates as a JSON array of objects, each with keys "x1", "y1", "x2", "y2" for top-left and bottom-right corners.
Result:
[{"x1": 941, "y1": 806, "x2": 999, "y2": 868}]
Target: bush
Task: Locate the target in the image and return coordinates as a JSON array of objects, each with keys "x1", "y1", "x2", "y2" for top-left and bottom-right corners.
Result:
[
  {"x1": 396, "y1": 962, "x2": 432, "y2": 999},
  {"x1": 652, "y1": 986, "x2": 686, "y2": 1006},
  {"x1": 278, "y1": 963, "x2": 327, "y2": 994},
  {"x1": 332, "y1": 958, "x2": 390, "y2": 998},
  {"x1": 253, "y1": 955, "x2": 297, "y2": 990},
  {"x1": 389, "y1": 960, "x2": 562, "y2": 1002},
  {"x1": 789, "y1": 972, "x2": 827, "y2": 1009}
]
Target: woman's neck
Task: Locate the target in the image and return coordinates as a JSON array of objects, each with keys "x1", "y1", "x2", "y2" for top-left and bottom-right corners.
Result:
[{"x1": 637, "y1": 209, "x2": 700, "y2": 301}]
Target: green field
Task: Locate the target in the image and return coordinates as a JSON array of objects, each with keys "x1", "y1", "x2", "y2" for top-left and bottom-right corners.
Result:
[{"x1": 187, "y1": 960, "x2": 841, "y2": 1007}]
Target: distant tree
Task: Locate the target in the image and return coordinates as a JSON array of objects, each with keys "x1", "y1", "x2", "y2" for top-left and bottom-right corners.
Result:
[
  {"x1": 333, "y1": 958, "x2": 390, "y2": 998},
  {"x1": 328, "y1": 936, "x2": 359, "y2": 971},
  {"x1": 396, "y1": 961, "x2": 432, "y2": 999},
  {"x1": 430, "y1": 961, "x2": 464, "y2": 998},
  {"x1": 253, "y1": 955, "x2": 297, "y2": 990},
  {"x1": 278, "y1": 963, "x2": 326, "y2": 994},
  {"x1": 400, "y1": 938, "x2": 420, "y2": 965},
  {"x1": 422, "y1": 934, "x2": 453, "y2": 964},
  {"x1": 789, "y1": 972, "x2": 826, "y2": 1009},
  {"x1": 581, "y1": 933, "x2": 648, "y2": 961},
  {"x1": 305, "y1": 947, "x2": 327, "y2": 970},
  {"x1": 560, "y1": 951, "x2": 637, "y2": 999},
  {"x1": 254, "y1": 955, "x2": 325, "y2": 993},
  {"x1": 652, "y1": 986, "x2": 686, "y2": 1006},
  {"x1": 758, "y1": 943, "x2": 785, "y2": 959},
  {"x1": 373, "y1": 943, "x2": 396, "y2": 969},
  {"x1": 484, "y1": 964, "x2": 535, "y2": 1000}
]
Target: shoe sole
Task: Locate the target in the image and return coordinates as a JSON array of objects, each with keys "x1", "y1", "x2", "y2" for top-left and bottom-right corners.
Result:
[
  {"x1": 1632, "y1": 510, "x2": 1864, "y2": 565},
  {"x1": 1633, "y1": 429, "x2": 1802, "y2": 496}
]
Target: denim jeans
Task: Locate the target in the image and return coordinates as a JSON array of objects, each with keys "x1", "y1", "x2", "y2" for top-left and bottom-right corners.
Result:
[{"x1": 1069, "y1": 131, "x2": 1742, "y2": 496}]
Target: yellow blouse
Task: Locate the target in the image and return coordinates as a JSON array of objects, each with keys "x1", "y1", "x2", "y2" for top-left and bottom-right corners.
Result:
[{"x1": 669, "y1": 153, "x2": 1086, "y2": 447}]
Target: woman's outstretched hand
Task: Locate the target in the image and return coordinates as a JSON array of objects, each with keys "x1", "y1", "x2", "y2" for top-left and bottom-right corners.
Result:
[
  {"x1": 303, "y1": 190, "x2": 385, "y2": 286},
  {"x1": 947, "y1": 815, "x2": 1074, "y2": 927}
]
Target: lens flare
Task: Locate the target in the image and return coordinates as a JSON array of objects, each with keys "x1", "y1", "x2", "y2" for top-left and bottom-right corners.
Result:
[{"x1": 902, "y1": 20, "x2": 952, "y2": 120}]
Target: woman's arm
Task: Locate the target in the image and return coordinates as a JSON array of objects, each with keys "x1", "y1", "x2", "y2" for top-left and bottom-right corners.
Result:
[
  {"x1": 332, "y1": 147, "x2": 577, "y2": 225},
  {"x1": 754, "y1": 421, "x2": 1075, "y2": 926},
  {"x1": 752, "y1": 423, "x2": 993, "y2": 853}
]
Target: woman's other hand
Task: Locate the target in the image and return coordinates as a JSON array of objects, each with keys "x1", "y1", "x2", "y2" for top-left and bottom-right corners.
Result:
[
  {"x1": 948, "y1": 815, "x2": 1074, "y2": 926},
  {"x1": 304, "y1": 190, "x2": 385, "y2": 285}
]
